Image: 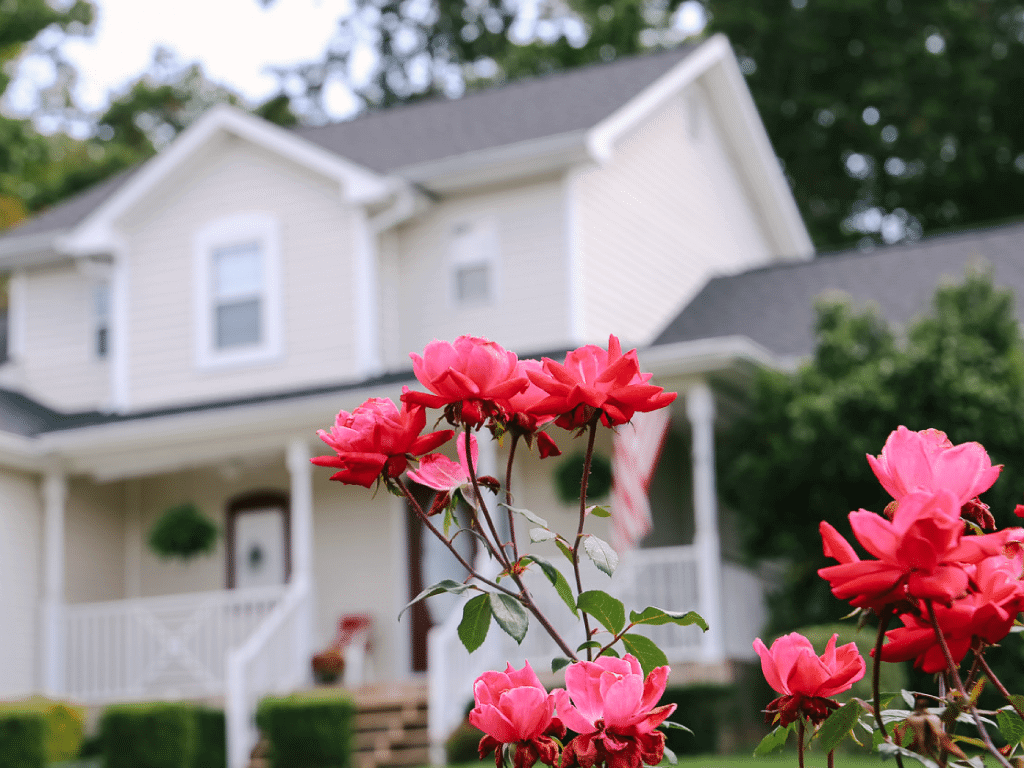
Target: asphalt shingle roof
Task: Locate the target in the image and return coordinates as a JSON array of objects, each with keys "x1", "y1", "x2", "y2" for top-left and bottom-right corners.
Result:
[{"x1": 654, "y1": 221, "x2": 1024, "y2": 359}]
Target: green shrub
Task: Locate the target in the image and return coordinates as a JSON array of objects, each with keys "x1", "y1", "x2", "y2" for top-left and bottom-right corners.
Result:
[
  {"x1": 100, "y1": 703, "x2": 197, "y2": 768},
  {"x1": 256, "y1": 690, "x2": 356, "y2": 768},
  {"x1": 0, "y1": 712, "x2": 46, "y2": 768},
  {"x1": 658, "y1": 684, "x2": 737, "y2": 755},
  {"x1": 0, "y1": 697, "x2": 85, "y2": 763},
  {"x1": 445, "y1": 717, "x2": 484, "y2": 763},
  {"x1": 192, "y1": 707, "x2": 226, "y2": 768}
]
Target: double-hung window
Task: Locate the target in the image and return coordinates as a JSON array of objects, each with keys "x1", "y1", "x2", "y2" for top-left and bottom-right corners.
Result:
[
  {"x1": 194, "y1": 213, "x2": 282, "y2": 368},
  {"x1": 448, "y1": 218, "x2": 499, "y2": 308}
]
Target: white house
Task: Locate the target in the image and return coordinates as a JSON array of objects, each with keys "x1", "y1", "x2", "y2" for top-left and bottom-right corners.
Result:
[{"x1": 0, "y1": 34, "x2": 812, "y2": 766}]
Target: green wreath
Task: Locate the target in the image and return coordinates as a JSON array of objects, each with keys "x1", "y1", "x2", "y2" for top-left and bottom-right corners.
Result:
[
  {"x1": 554, "y1": 452, "x2": 613, "y2": 504},
  {"x1": 148, "y1": 502, "x2": 218, "y2": 560}
]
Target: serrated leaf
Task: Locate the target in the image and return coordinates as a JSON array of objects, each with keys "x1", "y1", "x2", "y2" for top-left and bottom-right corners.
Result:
[
  {"x1": 530, "y1": 527, "x2": 557, "y2": 543},
  {"x1": 556, "y1": 538, "x2": 576, "y2": 565},
  {"x1": 660, "y1": 721, "x2": 694, "y2": 735},
  {"x1": 629, "y1": 607, "x2": 709, "y2": 632},
  {"x1": 520, "y1": 555, "x2": 577, "y2": 616},
  {"x1": 577, "y1": 590, "x2": 625, "y2": 634},
  {"x1": 582, "y1": 535, "x2": 618, "y2": 576},
  {"x1": 817, "y1": 701, "x2": 862, "y2": 754},
  {"x1": 489, "y1": 593, "x2": 528, "y2": 644},
  {"x1": 620, "y1": 633, "x2": 669, "y2": 676},
  {"x1": 587, "y1": 505, "x2": 611, "y2": 518},
  {"x1": 597, "y1": 646, "x2": 619, "y2": 658},
  {"x1": 753, "y1": 724, "x2": 792, "y2": 756},
  {"x1": 522, "y1": 555, "x2": 559, "y2": 585},
  {"x1": 501, "y1": 503, "x2": 548, "y2": 529},
  {"x1": 999, "y1": 709, "x2": 1024, "y2": 745},
  {"x1": 551, "y1": 657, "x2": 571, "y2": 673},
  {"x1": 1011, "y1": 695, "x2": 1024, "y2": 717},
  {"x1": 457, "y1": 594, "x2": 491, "y2": 653},
  {"x1": 577, "y1": 640, "x2": 603, "y2": 652},
  {"x1": 399, "y1": 579, "x2": 474, "y2": 617}
]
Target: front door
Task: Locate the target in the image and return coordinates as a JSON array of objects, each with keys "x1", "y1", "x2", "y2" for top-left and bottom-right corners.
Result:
[{"x1": 227, "y1": 491, "x2": 291, "y2": 588}]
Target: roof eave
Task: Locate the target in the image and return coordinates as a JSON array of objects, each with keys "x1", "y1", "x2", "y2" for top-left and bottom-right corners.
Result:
[
  {"x1": 0, "y1": 231, "x2": 70, "y2": 268},
  {"x1": 643, "y1": 335, "x2": 799, "y2": 380}
]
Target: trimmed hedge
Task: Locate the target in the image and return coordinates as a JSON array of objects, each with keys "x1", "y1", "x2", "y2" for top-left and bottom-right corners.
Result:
[
  {"x1": 256, "y1": 691, "x2": 356, "y2": 768},
  {"x1": 0, "y1": 697, "x2": 85, "y2": 763},
  {"x1": 100, "y1": 702, "x2": 226, "y2": 768},
  {"x1": 0, "y1": 712, "x2": 46, "y2": 768}
]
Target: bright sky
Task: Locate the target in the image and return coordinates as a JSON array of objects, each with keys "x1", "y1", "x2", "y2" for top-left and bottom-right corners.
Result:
[{"x1": 8, "y1": 0, "x2": 360, "y2": 120}]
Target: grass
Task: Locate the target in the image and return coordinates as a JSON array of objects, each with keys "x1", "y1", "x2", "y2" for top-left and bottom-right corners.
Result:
[{"x1": 447, "y1": 756, "x2": 888, "y2": 768}]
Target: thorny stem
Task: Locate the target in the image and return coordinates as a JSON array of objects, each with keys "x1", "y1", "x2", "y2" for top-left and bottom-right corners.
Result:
[
  {"x1": 797, "y1": 718, "x2": 806, "y2": 768},
  {"x1": 827, "y1": 750, "x2": 834, "y2": 768},
  {"x1": 464, "y1": 428, "x2": 512, "y2": 570},
  {"x1": 505, "y1": 433, "x2": 520, "y2": 562},
  {"x1": 925, "y1": 600, "x2": 1012, "y2": 768},
  {"x1": 571, "y1": 419, "x2": 599, "y2": 660},
  {"x1": 975, "y1": 646, "x2": 1024, "y2": 721},
  {"x1": 873, "y1": 610, "x2": 906, "y2": 768}
]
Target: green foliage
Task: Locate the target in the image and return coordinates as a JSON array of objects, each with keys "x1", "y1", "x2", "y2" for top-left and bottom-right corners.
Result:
[
  {"x1": 256, "y1": 691, "x2": 356, "y2": 768},
  {"x1": 148, "y1": 502, "x2": 218, "y2": 560},
  {"x1": 192, "y1": 707, "x2": 227, "y2": 768},
  {"x1": 0, "y1": 712, "x2": 46, "y2": 768},
  {"x1": 100, "y1": 703, "x2": 198, "y2": 768},
  {"x1": 719, "y1": 269, "x2": 1024, "y2": 632},
  {"x1": 554, "y1": 452, "x2": 613, "y2": 503},
  {"x1": 658, "y1": 685, "x2": 737, "y2": 755},
  {"x1": 0, "y1": 697, "x2": 84, "y2": 764}
]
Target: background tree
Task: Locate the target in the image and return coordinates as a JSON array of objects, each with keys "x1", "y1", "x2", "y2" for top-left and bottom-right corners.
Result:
[{"x1": 718, "y1": 270, "x2": 1024, "y2": 634}]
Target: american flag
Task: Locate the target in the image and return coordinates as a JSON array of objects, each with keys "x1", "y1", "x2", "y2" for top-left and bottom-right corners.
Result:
[{"x1": 610, "y1": 408, "x2": 672, "y2": 552}]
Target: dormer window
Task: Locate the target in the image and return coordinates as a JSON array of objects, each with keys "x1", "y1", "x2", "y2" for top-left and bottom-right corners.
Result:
[
  {"x1": 449, "y1": 218, "x2": 498, "y2": 308},
  {"x1": 194, "y1": 213, "x2": 283, "y2": 369}
]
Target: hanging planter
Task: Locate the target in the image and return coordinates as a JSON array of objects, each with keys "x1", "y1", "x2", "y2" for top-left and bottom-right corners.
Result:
[
  {"x1": 148, "y1": 502, "x2": 219, "y2": 561},
  {"x1": 553, "y1": 452, "x2": 612, "y2": 504}
]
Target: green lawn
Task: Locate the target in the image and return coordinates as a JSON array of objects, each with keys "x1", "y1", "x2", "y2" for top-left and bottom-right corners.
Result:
[{"x1": 448, "y1": 757, "x2": 888, "y2": 768}]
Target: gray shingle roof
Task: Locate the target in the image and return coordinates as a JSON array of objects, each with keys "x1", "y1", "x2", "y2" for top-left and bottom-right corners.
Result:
[
  {"x1": 654, "y1": 221, "x2": 1024, "y2": 358},
  {"x1": 0, "y1": 45, "x2": 697, "y2": 245}
]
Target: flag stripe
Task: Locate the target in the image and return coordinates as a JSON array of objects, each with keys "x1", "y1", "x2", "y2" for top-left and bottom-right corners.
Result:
[{"x1": 611, "y1": 408, "x2": 671, "y2": 552}]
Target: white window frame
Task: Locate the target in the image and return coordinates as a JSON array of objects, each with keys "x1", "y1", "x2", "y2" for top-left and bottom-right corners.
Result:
[
  {"x1": 193, "y1": 212, "x2": 284, "y2": 370},
  {"x1": 447, "y1": 216, "x2": 500, "y2": 309}
]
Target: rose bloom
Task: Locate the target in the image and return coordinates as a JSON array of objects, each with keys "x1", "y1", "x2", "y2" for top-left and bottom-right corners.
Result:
[
  {"x1": 469, "y1": 661, "x2": 565, "y2": 768},
  {"x1": 818, "y1": 489, "x2": 1006, "y2": 608},
  {"x1": 402, "y1": 336, "x2": 530, "y2": 427},
  {"x1": 868, "y1": 426, "x2": 1001, "y2": 506},
  {"x1": 502, "y1": 358, "x2": 562, "y2": 458},
  {"x1": 528, "y1": 335, "x2": 676, "y2": 429},
  {"x1": 311, "y1": 398, "x2": 453, "y2": 487},
  {"x1": 554, "y1": 654, "x2": 675, "y2": 768},
  {"x1": 753, "y1": 632, "x2": 865, "y2": 726}
]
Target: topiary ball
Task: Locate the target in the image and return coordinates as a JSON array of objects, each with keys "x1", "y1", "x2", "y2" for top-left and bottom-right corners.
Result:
[
  {"x1": 554, "y1": 452, "x2": 612, "y2": 504},
  {"x1": 148, "y1": 503, "x2": 218, "y2": 561}
]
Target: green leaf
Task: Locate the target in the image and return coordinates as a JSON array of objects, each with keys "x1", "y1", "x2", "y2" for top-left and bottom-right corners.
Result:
[
  {"x1": 489, "y1": 593, "x2": 528, "y2": 644},
  {"x1": 551, "y1": 657, "x2": 572, "y2": 673},
  {"x1": 443, "y1": 507, "x2": 456, "y2": 537},
  {"x1": 457, "y1": 594, "x2": 491, "y2": 653},
  {"x1": 660, "y1": 721, "x2": 694, "y2": 735},
  {"x1": 520, "y1": 555, "x2": 577, "y2": 616},
  {"x1": 1011, "y1": 696, "x2": 1024, "y2": 719},
  {"x1": 399, "y1": 579, "x2": 474, "y2": 617},
  {"x1": 555, "y1": 538, "x2": 575, "y2": 565},
  {"x1": 577, "y1": 640, "x2": 603, "y2": 652},
  {"x1": 753, "y1": 724, "x2": 792, "y2": 756},
  {"x1": 597, "y1": 646, "x2": 619, "y2": 658},
  {"x1": 620, "y1": 632, "x2": 668, "y2": 676},
  {"x1": 586, "y1": 504, "x2": 611, "y2": 518},
  {"x1": 629, "y1": 607, "x2": 709, "y2": 632},
  {"x1": 577, "y1": 590, "x2": 625, "y2": 634},
  {"x1": 500, "y1": 503, "x2": 548, "y2": 529},
  {"x1": 998, "y1": 708, "x2": 1024, "y2": 745},
  {"x1": 877, "y1": 743, "x2": 941, "y2": 768},
  {"x1": 582, "y1": 535, "x2": 618, "y2": 576},
  {"x1": 660, "y1": 745, "x2": 677, "y2": 766},
  {"x1": 530, "y1": 527, "x2": 556, "y2": 543},
  {"x1": 522, "y1": 555, "x2": 560, "y2": 585},
  {"x1": 817, "y1": 701, "x2": 862, "y2": 754}
]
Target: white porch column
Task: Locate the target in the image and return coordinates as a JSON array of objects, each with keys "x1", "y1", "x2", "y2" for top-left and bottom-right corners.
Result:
[
  {"x1": 286, "y1": 439, "x2": 314, "y2": 672},
  {"x1": 41, "y1": 468, "x2": 67, "y2": 695},
  {"x1": 686, "y1": 383, "x2": 725, "y2": 663}
]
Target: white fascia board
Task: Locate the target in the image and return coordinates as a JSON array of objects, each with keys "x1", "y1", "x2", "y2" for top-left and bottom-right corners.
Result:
[
  {"x1": 36, "y1": 377, "x2": 416, "y2": 481},
  {"x1": 0, "y1": 231, "x2": 70, "y2": 268},
  {"x1": 397, "y1": 130, "x2": 592, "y2": 192},
  {"x1": 0, "y1": 430, "x2": 46, "y2": 471},
  {"x1": 640, "y1": 335, "x2": 799, "y2": 379},
  {"x1": 62, "y1": 105, "x2": 396, "y2": 255}
]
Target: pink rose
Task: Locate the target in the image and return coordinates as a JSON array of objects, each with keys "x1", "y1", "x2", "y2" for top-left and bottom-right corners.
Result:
[
  {"x1": 402, "y1": 336, "x2": 530, "y2": 427},
  {"x1": 753, "y1": 632, "x2": 865, "y2": 726},
  {"x1": 311, "y1": 398, "x2": 453, "y2": 487},
  {"x1": 469, "y1": 661, "x2": 564, "y2": 768},
  {"x1": 407, "y1": 433, "x2": 478, "y2": 492},
  {"x1": 867, "y1": 426, "x2": 1001, "y2": 506},
  {"x1": 555, "y1": 655, "x2": 675, "y2": 768},
  {"x1": 527, "y1": 336, "x2": 676, "y2": 429}
]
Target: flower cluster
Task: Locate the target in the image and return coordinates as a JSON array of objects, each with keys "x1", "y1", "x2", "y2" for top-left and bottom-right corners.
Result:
[
  {"x1": 312, "y1": 334, "x2": 676, "y2": 488},
  {"x1": 817, "y1": 426, "x2": 1024, "y2": 672},
  {"x1": 470, "y1": 657, "x2": 675, "y2": 768}
]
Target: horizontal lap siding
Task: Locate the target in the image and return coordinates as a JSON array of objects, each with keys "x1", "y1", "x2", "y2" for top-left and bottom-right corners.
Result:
[
  {"x1": 395, "y1": 176, "x2": 572, "y2": 356},
  {"x1": 65, "y1": 478, "x2": 125, "y2": 604},
  {"x1": 0, "y1": 469, "x2": 41, "y2": 697},
  {"x1": 18, "y1": 265, "x2": 110, "y2": 410},
  {"x1": 575, "y1": 87, "x2": 773, "y2": 347},
  {"x1": 124, "y1": 137, "x2": 358, "y2": 410}
]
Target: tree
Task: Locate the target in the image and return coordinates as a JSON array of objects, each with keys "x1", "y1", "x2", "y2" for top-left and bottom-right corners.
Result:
[{"x1": 718, "y1": 270, "x2": 1024, "y2": 634}]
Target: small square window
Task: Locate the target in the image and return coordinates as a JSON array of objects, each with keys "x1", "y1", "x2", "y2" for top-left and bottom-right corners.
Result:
[
  {"x1": 449, "y1": 219, "x2": 498, "y2": 308},
  {"x1": 454, "y1": 263, "x2": 491, "y2": 305}
]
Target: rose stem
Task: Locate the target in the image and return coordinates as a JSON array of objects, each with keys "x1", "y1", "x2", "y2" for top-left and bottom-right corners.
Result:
[
  {"x1": 925, "y1": 600, "x2": 1012, "y2": 768},
  {"x1": 504, "y1": 433, "x2": 520, "y2": 562},
  {"x1": 975, "y1": 646, "x2": 1024, "y2": 720},
  {"x1": 873, "y1": 609, "x2": 905, "y2": 768},
  {"x1": 797, "y1": 718, "x2": 805, "y2": 768},
  {"x1": 827, "y1": 749, "x2": 834, "y2": 768},
  {"x1": 464, "y1": 428, "x2": 512, "y2": 570},
  {"x1": 571, "y1": 419, "x2": 599, "y2": 659}
]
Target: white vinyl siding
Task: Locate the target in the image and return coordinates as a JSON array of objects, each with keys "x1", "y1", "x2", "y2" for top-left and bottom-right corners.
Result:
[
  {"x1": 573, "y1": 86, "x2": 774, "y2": 347},
  {"x1": 0, "y1": 470, "x2": 42, "y2": 697},
  {"x1": 65, "y1": 478, "x2": 126, "y2": 604}
]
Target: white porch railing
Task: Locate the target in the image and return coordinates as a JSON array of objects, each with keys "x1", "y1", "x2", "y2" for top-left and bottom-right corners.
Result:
[
  {"x1": 427, "y1": 545, "x2": 766, "y2": 761},
  {"x1": 62, "y1": 584, "x2": 286, "y2": 702},
  {"x1": 226, "y1": 575, "x2": 311, "y2": 768}
]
